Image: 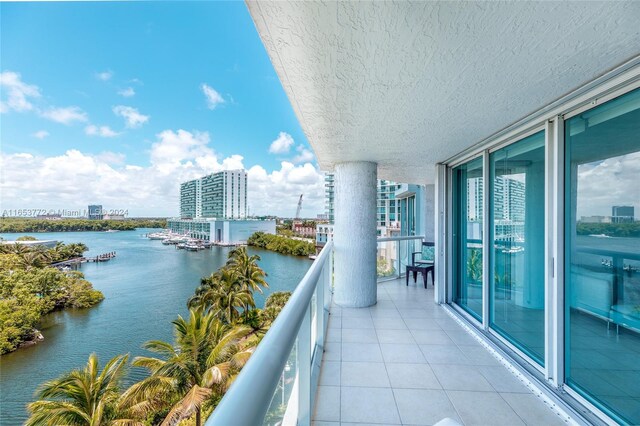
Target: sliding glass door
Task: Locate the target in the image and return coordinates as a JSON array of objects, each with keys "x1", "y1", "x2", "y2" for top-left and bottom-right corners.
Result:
[
  {"x1": 489, "y1": 131, "x2": 545, "y2": 365},
  {"x1": 452, "y1": 157, "x2": 484, "y2": 320},
  {"x1": 565, "y1": 88, "x2": 640, "y2": 424}
]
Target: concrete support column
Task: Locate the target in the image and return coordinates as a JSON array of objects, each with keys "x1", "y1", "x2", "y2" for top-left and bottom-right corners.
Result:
[
  {"x1": 423, "y1": 184, "x2": 435, "y2": 242},
  {"x1": 333, "y1": 161, "x2": 378, "y2": 308}
]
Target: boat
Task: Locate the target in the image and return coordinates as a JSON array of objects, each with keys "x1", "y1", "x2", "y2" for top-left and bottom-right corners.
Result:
[
  {"x1": 104, "y1": 229, "x2": 120, "y2": 233},
  {"x1": 589, "y1": 234, "x2": 611, "y2": 238},
  {"x1": 185, "y1": 243, "x2": 201, "y2": 251},
  {"x1": 177, "y1": 243, "x2": 186, "y2": 249},
  {"x1": 161, "y1": 239, "x2": 173, "y2": 245},
  {"x1": 148, "y1": 232, "x2": 170, "y2": 240}
]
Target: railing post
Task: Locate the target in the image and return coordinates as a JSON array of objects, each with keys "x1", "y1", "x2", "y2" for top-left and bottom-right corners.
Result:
[
  {"x1": 316, "y1": 265, "x2": 325, "y2": 349},
  {"x1": 297, "y1": 304, "x2": 312, "y2": 426},
  {"x1": 396, "y1": 240, "x2": 401, "y2": 278}
]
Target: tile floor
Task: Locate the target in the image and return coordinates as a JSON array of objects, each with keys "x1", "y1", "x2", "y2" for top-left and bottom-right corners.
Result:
[{"x1": 312, "y1": 278, "x2": 568, "y2": 426}]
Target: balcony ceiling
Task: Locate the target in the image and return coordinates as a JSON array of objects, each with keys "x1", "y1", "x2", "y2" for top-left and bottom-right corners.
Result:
[{"x1": 246, "y1": 1, "x2": 640, "y2": 184}]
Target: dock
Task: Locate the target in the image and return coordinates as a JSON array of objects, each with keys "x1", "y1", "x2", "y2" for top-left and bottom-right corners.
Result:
[{"x1": 52, "y1": 252, "x2": 116, "y2": 270}]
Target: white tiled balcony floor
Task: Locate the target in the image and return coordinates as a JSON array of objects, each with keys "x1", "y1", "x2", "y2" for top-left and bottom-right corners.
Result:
[{"x1": 313, "y1": 278, "x2": 566, "y2": 426}]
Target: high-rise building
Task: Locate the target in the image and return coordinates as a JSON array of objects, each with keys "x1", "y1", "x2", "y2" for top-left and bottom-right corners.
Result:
[
  {"x1": 88, "y1": 204, "x2": 103, "y2": 220},
  {"x1": 493, "y1": 176, "x2": 525, "y2": 222},
  {"x1": 324, "y1": 173, "x2": 420, "y2": 236},
  {"x1": 179, "y1": 170, "x2": 247, "y2": 219},
  {"x1": 325, "y1": 173, "x2": 400, "y2": 228},
  {"x1": 377, "y1": 180, "x2": 400, "y2": 229},
  {"x1": 612, "y1": 205, "x2": 634, "y2": 223},
  {"x1": 324, "y1": 174, "x2": 335, "y2": 223},
  {"x1": 467, "y1": 177, "x2": 483, "y2": 222},
  {"x1": 180, "y1": 180, "x2": 199, "y2": 219}
]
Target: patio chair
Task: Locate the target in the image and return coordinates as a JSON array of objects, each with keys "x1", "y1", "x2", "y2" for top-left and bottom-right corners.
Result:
[{"x1": 406, "y1": 241, "x2": 435, "y2": 288}]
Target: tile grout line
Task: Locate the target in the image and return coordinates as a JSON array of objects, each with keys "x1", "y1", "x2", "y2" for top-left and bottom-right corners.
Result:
[
  {"x1": 442, "y1": 305, "x2": 578, "y2": 425},
  {"x1": 375, "y1": 283, "x2": 404, "y2": 425},
  {"x1": 392, "y1": 281, "x2": 468, "y2": 426}
]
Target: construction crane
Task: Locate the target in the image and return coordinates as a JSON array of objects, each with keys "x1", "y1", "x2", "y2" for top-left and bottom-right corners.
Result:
[{"x1": 295, "y1": 194, "x2": 304, "y2": 219}]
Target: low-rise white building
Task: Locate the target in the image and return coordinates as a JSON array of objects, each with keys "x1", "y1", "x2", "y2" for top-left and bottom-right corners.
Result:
[{"x1": 167, "y1": 218, "x2": 275, "y2": 245}]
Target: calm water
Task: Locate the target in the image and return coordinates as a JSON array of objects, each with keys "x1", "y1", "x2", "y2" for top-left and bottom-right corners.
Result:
[{"x1": 0, "y1": 229, "x2": 311, "y2": 424}]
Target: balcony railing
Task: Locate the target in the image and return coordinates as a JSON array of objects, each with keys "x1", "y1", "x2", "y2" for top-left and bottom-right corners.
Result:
[
  {"x1": 207, "y1": 235, "x2": 425, "y2": 425},
  {"x1": 207, "y1": 241, "x2": 333, "y2": 426},
  {"x1": 377, "y1": 235, "x2": 426, "y2": 281}
]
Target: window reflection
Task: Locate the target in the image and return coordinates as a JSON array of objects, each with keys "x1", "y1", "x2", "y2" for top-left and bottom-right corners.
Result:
[
  {"x1": 490, "y1": 131, "x2": 545, "y2": 365},
  {"x1": 565, "y1": 88, "x2": 640, "y2": 424},
  {"x1": 453, "y1": 157, "x2": 484, "y2": 320}
]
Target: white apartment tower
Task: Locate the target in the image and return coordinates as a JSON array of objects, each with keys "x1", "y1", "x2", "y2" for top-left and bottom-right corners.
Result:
[{"x1": 180, "y1": 170, "x2": 247, "y2": 219}]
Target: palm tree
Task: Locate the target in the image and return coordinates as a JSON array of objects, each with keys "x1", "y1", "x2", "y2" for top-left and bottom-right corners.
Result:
[
  {"x1": 26, "y1": 353, "x2": 138, "y2": 426},
  {"x1": 19, "y1": 250, "x2": 50, "y2": 269},
  {"x1": 226, "y1": 247, "x2": 269, "y2": 294},
  {"x1": 188, "y1": 269, "x2": 255, "y2": 324},
  {"x1": 120, "y1": 309, "x2": 254, "y2": 426},
  {"x1": 49, "y1": 242, "x2": 67, "y2": 263},
  {"x1": 3, "y1": 242, "x2": 30, "y2": 256}
]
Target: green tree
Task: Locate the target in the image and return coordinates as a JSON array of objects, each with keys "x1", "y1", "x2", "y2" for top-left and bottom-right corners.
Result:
[
  {"x1": 188, "y1": 269, "x2": 255, "y2": 324},
  {"x1": 226, "y1": 247, "x2": 269, "y2": 294},
  {"x1": 121, "y1": 309, "x2": 254, "y2": 426},
  {"x1": 25, "y1": 353, "x2": 137, "y2": 426}
]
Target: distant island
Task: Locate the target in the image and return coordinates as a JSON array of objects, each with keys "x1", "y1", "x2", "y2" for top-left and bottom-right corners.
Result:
[
  {"x1": 0, "y1": 218, "x2": 167, "y2": 233},
  {"x1": 576, "y1": 222, "x2": 640, "y2": 238}
]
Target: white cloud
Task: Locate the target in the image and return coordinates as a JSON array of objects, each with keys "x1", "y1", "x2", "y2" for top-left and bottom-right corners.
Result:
[
  {"x1": 577, "y1": 152, "x2": 640, "y2": 218},
  {"x1": 0, "y1": 128, "x2": 326, "y2": 218},
  {"x1": 292, "y1": 144, "x2": 315, "y2": 164},
  {"x1": 85, "y1": 124, "x2": 120, "y2": 138},
  {"x1": 269, "y1": 132, "x2": 295, "y2": 154},
  {"x1": 201, "y1": 84, "x2": 225, "y2": 110},
  {"x1": 95, "y1": 70, "x2": 113, "y2": 81},
  {"x1": 32, "y1": 130, "x2": 50, "y2": 139},
  {"x1": 0, "y1": 71, "x2": 41, "y2": 113},
  {"x1": 247, "y1": 161, "x2": 325, "y2": 217},
  {"x1": 41, "y1": 106, "x2": 88, "y2": 125},
  {"x1": 95, "y1": 151, "x2": 126, "y2": 165},
  {"x1": 113, "y1": 105, "x2": 149, "y2": 128},
  {"x1": 118, "y1": 87, "x2": 135, "y2": 97}
]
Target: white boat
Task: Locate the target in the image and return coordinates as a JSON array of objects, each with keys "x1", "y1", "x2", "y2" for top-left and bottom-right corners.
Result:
[
  {"x1": 185, "y1": 243, "x2": 201, "y2": 251},
  {"x1": 148, "y1": 232, "x2": 170, "y2": 240},
  {"x1": 104, "y1": 229, "x2": 120, "y2": 233}
]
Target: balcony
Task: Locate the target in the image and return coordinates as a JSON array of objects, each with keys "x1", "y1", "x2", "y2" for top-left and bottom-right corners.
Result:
[
  {"x1": 313, "y1": 277, "x2": 565, "y2": 426},
  {"x1": 207, "y1": 237, "x2": 574, "y2": 426}
]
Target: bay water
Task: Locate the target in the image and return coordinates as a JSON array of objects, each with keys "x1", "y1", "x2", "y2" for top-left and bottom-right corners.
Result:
[{"x1": 0, "y1": 229, "x2": 311, "y2": 424}]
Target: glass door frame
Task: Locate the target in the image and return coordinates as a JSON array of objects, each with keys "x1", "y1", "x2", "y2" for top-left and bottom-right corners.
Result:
[
  {"x1": 447, "y1": 124, "x2": 550, "y2": 375},
  {"x1": 448, "y1": 152, "x2": 487, "y2": 327},
  {"x1": 439, "y1": 63, "x2": 640, "y2": 426}
]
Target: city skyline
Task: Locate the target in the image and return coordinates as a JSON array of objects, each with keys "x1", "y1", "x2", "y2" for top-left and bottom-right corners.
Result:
[{"x1": 0, "y1": 2, "x2": 324, "y2": 218}]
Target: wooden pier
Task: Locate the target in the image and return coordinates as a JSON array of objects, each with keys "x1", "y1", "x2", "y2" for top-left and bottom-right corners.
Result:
[{"x1": 52, "y1": 252, "x2": 116, "y2": 269}]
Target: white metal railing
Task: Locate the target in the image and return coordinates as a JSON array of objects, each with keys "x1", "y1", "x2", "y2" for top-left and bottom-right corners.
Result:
[
  {"x1": 208, "y1": 235, "x2": 424, "y2": 425},
  {"x1": 377, "y1": 235, "x2": 426, "y2": 281},
  {"x1": 206, "y1": 241, "x2": 333, "y2": 426}
]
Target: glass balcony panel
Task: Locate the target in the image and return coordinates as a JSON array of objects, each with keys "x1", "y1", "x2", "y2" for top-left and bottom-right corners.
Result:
[
  {"x1": 263, "y1": 339, "x2": 298, "y2": 426},
  {"x1": 377, "y1": 240, "x2": 398, "y2": 280}
]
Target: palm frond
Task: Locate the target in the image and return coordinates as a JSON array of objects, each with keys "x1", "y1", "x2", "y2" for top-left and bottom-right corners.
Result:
[{"x1": 160, "y1": 385, "x2": 212, "y2": 426}]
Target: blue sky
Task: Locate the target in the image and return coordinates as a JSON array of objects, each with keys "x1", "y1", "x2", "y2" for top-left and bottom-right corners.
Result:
[{"x1": 0, "y1": 2, "x2": 324, "y2": 217}]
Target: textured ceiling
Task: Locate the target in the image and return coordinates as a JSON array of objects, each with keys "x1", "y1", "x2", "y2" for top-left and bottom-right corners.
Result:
[{"x1": 246, "y1": 1, "x2": 640, "y2": 184}]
